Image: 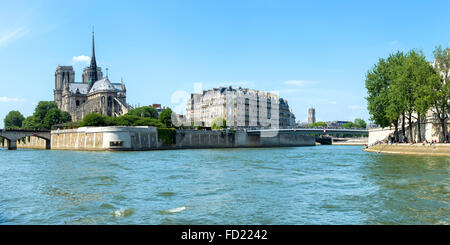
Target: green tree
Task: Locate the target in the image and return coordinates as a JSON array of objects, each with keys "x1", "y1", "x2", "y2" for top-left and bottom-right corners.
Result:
[
  {"x1": 110, "y1": 114, "x2": 141, "y2": 126},
  {"x1": 78, "y1": 113, "x2": 109, "y2": 127},
  {"x1": 309, "y1": 121, "x2": 327, "y2": 128},
  {"x1": 353, "y1": 118, "x2": 367, "y2": 129},
  {"x1": 22, "y1": 116, "x2": 41, "y2": 129},
  {"x1": 395, "y1": 51, "x2": 424, "y2": 142},
  {"x1": 4, "y1": 110, "x2": 25, "y2": 129},
  {"x1": 431, "y1": 46, "x2": 450, "y2": 142},
  {"x1": 60, "y1": 111, "x2": 72, "y2": 123},
  {"x1": 33, "y1": 101, "x2": 57, "y2": 122},
  {"x1": 42, "y1": 108, "x2": 72, "y2": 129},
  {"x1": 211, "y1": 117, "x2": 226, "y2": 130},
  {"x1": 342, "y1": 122, "x2": 355, "y2": 129},
  {"x1": 366, "y1": 52, "x2": 407, "y2": 142},
  {"x1": 159, "y1": 107, "x2": 173, "y2": 127},
  {"x1": 43, "y1": 108, "x2": 61, "y2": 129},
  {"x1": 366, "y1": 58, "x2": 393, "y2": 128},
  {"x1": 127, "y1": 106, "x2": 158, "y2": 119},
  {"x1": 404, "y1": 50, "x2": 438, "y2": 142},
  {"x1": 133, "y1": 118, "x2": 164, "y2": 127}
]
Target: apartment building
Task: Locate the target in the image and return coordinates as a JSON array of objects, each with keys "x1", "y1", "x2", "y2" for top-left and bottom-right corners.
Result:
[{"x1": 186, "y1": 86, "x2": 295, "y2": 128}]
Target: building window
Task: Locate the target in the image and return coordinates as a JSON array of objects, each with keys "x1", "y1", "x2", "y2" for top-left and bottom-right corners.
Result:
[
  {"x1": 76, "y1": 100, "x2": 80, "y2": 107},
  {"x1": 109, "y1": 141, "x2": 124, "y2": 147}
]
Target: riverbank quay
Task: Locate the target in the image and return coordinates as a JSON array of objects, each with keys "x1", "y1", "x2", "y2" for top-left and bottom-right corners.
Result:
[
  {"x1": 332, "y1": 137, "x2": 368, "y2": 145},
  {"x1": 364, "y1": 143, "x2": 450, "y2": 156},
  {"x1": 2, "y1": 126, "x2": 316, "y2": 151},
  {"x1": 333, "y1": 142, "x2": 367, "y2": 145}
]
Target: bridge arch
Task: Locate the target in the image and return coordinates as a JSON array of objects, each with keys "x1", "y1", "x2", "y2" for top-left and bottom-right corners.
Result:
[{"x1": 0, "y1": 130, "x2": 51, "y2": 150}]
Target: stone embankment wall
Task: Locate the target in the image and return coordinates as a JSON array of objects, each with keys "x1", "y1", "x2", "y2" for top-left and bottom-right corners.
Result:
[
  {"x1": 170, "y1": 130, "x2": 315, "y2": 149},
  {"x1": 368, "y1": 128, "x2": 396, "y2": 145},
  {"x1": 50, "y1": 126, "x2": 158, "y2": 150},
  {"x1": 332, "y1": 137, "x2": 368, "y2": 145},
  {"x1": 365, "y1": 144, "x2": 450, "y2": 156},
  {"x1": 12, "y1": 126, "x2": 315, "y2": 151},
  {"x1": 16, "y1": 137, "x2": 47, "y2": 149}
]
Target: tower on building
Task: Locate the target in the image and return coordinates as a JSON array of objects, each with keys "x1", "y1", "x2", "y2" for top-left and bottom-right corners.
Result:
[
  {"x1": 87, "y1": 31, "x2": 99, "y2": 89},
  {"x1": 308, "y1": 107, "x2": 316, "y2": 124}
]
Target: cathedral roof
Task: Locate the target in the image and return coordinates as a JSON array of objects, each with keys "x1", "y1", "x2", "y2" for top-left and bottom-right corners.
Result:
[
  {"x1": 88, "y1": 77, "x2": 118, "y2": 94},
  {"x1": 69, "y1": 83, "x2": 89, "y2": 94}
]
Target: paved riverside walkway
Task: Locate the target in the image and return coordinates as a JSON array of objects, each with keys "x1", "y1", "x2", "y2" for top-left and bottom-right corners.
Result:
[{"x1": 364, "y1": 143, "x2": 450, "y2": 156}]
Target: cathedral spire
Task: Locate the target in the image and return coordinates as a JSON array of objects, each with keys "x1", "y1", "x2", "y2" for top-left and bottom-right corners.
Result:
[
  {"x1": 90, "y1": 29, "x2": 97, "y2": 72},
  {"x1": 88, "y1": 29, "x2": 98, "y2": 88}
]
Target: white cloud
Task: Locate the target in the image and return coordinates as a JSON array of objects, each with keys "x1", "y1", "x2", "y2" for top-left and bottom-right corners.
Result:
[
  {"x1": 329, "y1": 101, "x2": 337, "y2": 105},
  {"x1": 0, "y1": 96, "x2": 25, "y2": 102},
  {"x1": 348, "y1": 105, "x2": 364, "y2": 110},
  {"x1": 283, "y1": 80, "x2": 314, "y2": 86},
  {"x1": 390, "y1": 40, "x2": 399, "y2": 45},
  {"x1": 72, "y1": 55, "x2": 91, "y2": 64},
  {"x1": 0, "y1": 26, "x2": 30, "y2": 47}
]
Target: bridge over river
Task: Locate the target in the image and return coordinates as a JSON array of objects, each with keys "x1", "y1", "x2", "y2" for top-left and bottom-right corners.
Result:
[
  {"x1": 246, "y1": 128, "x2": 368, "y2": 145},
  {"x1": 246, "y1": 128, "x2": 368, "y2": 135},
  {"x1": 0, "y1": 129, "x2": 51, "y2": 150}
]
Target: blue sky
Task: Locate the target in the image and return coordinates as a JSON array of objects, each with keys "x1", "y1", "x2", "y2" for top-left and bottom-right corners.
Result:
[{"x1": 1, "y1": 0, "x2": 450, "y2": 127}]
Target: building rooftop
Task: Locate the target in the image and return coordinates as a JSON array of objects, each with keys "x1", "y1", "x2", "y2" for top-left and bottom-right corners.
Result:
[{"x1": 89, "y1": 78, "x2": 118, "y2": 94}]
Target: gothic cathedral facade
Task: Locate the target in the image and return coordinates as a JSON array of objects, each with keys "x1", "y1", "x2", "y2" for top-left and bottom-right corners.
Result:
[{"x1": 54, "y1": 32, "x2": 130, "y2": 122}]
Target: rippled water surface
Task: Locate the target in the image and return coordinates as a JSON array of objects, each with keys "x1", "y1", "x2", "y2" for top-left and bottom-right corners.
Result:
[{"x1": 0, "y1": 146, "x2": 448, "y2": 224}]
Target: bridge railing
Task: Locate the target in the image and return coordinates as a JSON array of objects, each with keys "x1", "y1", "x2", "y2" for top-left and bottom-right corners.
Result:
[
  {"x1": 247, "y1": 128, "x2": 368, "y2": 132},
  {"x1": 2, "y1": 128, "x2": 51, "y2": 132}
]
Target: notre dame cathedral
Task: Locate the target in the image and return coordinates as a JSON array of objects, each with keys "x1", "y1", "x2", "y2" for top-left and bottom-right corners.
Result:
[{"x1": 54, "y1": 32, "x2": 130, "y2": 122}]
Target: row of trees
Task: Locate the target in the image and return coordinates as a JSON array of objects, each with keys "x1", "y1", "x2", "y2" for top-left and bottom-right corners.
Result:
[
  {"x1": 3, "y1": 103, "x2": 174, "y2": 130},
  {"x1": 343, "y1": 118, "x2": 367, "y2": 129},
  {"x1": 365, "y1": 46, "x2": 450, "y2": 142},
  {"x1": 302, "y1": 118, "x2": 367, "y2": 129},
  {"x1": 3, "y1": 101, "x2": 71, "y2": 129},
  {"x1": 78, "y1": 106, "x2": 173, "y2": 128}
]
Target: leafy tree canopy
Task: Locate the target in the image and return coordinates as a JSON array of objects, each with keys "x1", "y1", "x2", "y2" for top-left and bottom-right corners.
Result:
[
  {"x1": 353, "y1": 118, "x2": 367, "y2": 129},
  {"x1": 159, "y1": 107, "x2": 173, "y2": 127},
  {"x1": 127, "y1": 106, "x2": 158, "y2": 119},
  {"x1": 43, "y1": 108, "x2": 72, "y2": 129},
  {"x1": 22, "y1": 116, "x2": 41, "y2": 129},
  {"x1": 4, "y1": 110, "x2": 25, "y2": 129},
  {"x1": 33, "y1": 101, "x2": 57, "y2": 122},
  {"x1": 309, "y1": 121, "x2": 327, "y2": 128},
  {"x1": 78, "y1": 113, "x2": 109, "y2": 127}
]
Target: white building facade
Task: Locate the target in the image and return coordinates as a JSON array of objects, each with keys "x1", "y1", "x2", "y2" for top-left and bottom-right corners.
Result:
[{"x1": 186, "y1": 86, "x2": 295, "y2": 128}]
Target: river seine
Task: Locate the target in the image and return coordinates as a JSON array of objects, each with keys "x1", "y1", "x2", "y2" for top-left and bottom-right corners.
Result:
[{"x1": 0, "y1": 145, "x2": 448, "y2": 225}]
